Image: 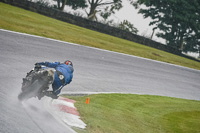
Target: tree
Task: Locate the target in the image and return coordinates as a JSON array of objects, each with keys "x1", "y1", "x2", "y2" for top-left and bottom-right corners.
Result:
[
  {"x1": 183, "y1": 33, "x2": 200, "y2": 57},
  {"x1": 130, "y1": 0, "x2": 200, "y2": 52},
  {"x1": 56, "y1": 0, "x2": 87, "y2": 11},
  {"x1": 86, "y1": 0, "x2": 123, "y2": 21},
  {"x1": 118, "y1": 20, "x2": 138, "y2": 34}
]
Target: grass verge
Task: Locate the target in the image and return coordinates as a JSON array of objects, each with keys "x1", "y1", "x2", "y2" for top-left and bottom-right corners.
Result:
[
  {"x1": 65, "y1": 94, "x2": 200, "y2": 133},
  {"x1": 0, "y1": 2, "x2": 200, "y2": 70}
]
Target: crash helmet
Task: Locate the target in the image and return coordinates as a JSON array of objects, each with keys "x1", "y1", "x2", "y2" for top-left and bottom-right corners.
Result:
[{"x1": 64, "y1": 60, "x2": 73, "y2": 67}]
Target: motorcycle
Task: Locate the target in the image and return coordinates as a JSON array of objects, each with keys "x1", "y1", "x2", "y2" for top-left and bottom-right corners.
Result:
[{"x1": 18, "y1": 64, "x2": 55, "y2": 101}]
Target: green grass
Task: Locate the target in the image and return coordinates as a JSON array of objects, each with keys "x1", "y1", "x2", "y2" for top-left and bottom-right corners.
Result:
[
  {"x1": 1, "y1": 3, "x2": 199, "y2": 132},
  {"x1": 0, "y1": 2, "x2": 200, "y2": 70},
  {"x1": 65, "y1": 94, "x2": 200, "y2": 133}
]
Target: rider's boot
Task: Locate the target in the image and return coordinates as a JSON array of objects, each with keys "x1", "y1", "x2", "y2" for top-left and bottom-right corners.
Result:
[
  {"x1": 37, "y1": 92, "x2": 45, "y2": 100},
  {"x1": 45, "y1": 91, "x2": 58, "y2": 99}
]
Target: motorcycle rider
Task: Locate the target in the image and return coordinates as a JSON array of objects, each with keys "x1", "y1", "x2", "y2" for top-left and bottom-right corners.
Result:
[{"x1": 35, "y1": 60, "x2": 74, "y2": 99}]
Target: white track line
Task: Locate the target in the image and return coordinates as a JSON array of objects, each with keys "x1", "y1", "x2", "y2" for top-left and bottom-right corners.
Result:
[{"x1": 1, "y1": 29, "x2": 199, "y2": 72}]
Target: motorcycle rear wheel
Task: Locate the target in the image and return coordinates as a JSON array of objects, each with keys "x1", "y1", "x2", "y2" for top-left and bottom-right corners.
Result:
[{"x1": 18, "y1": 79, "x2": 43, "y2": 101}]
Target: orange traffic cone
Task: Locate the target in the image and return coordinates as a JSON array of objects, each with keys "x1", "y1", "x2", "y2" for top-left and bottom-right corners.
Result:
[{"x1": 85, "y1": 97, "x2": 89, "y2": 104}]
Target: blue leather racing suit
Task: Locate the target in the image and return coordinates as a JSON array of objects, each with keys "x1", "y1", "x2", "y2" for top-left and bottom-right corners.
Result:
[{"x1": 38, "y1": 62, "x2": 74, "y2": 95}]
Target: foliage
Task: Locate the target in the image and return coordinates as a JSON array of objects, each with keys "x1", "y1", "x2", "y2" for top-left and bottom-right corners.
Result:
[
  {"x1": 56, "y1": 0, "x2": 87, "y2": 11},
  {"x1": 66, "y1": 0, "x2": 87, "y2": 10},
  {"x1": 35, "y1": 0, "x2": 50, "y2": 7},
  {"x1": 86, "y1": 0, "x2": 122, "y2": 21},
  {"x1": 100, "y1": 6, "x2": 112, "y2": 21},
  {"x1": 1, "y1": 3, "x2": 200, "y2": 70},
  {"x1": 55, "y1": 0, "x2": 122, "y2": 21},
  {"x1": 118, "y1": 20, "x2": 138, "y2": 34},
  {"x1": 130, "y1": 0, "x2": 200, "y2": 53}
]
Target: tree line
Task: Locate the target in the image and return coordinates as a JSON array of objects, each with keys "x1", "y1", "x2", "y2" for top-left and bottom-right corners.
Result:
[{"x1": 43, "y1": 0, "x2": 200, "y2": 56}]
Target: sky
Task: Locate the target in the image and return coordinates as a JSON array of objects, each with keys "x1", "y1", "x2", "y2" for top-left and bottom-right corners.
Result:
[
  {"x1": 75, "y1": 1, "x2": 164, "y2": 43},
  {"x1": 111, "y1": 1, "x2": 154, "y2": 37},
  {"x1": 31, "y1": 0, "x2": 198, "y2": 57},
  {"x1": 32, "y1": 0, "x2": 158, "y2": 41},
  {"x1": 110, "y1": 1, "x2": 198, "y2": 57}
]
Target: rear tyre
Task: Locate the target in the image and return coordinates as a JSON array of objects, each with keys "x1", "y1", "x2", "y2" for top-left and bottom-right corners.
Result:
[
  {"x1": 18, "y1": 80, "x2": 42, "y2": 101},
  {"x1": 18, "y1": 91, "x2": 28, "y2": 101}
]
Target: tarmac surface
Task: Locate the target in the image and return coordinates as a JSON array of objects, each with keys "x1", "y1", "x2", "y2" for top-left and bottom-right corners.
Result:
[{"x1": 0, "y1": 29, "x2": 200, "y2": 133}]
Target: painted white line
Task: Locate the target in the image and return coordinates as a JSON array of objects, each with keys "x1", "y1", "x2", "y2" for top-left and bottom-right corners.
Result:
[
  {"x1": 1, "y1": 29, "x2": 199, "y2": 72},
  {"x1": 43, "y1": 97, "x2": 86, "y2": 129},
  {"x1": 57, "y1": 111, "x2": 86, "y2": 129},
  {"x1": 61, "y1": 91, "x2": 128, "y2": 95}
]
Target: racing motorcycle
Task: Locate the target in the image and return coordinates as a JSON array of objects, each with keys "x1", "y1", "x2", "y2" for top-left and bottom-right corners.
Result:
[{"x1": 18, "y1": 64, "x2": 55, "y2": 101}]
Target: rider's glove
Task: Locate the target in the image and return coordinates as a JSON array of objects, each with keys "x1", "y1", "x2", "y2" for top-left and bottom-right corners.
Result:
[
  {"x1": 35, "y1": 62, "x2": 39, "y2": 65},
  {"x1": 34, "y1": 63, "x2": 41, "y2": 70}
]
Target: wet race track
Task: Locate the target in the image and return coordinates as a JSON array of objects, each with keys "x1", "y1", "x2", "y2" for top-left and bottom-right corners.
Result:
[{"x1": 0, "y1": 29, "x2": 200, "y2": 133}]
